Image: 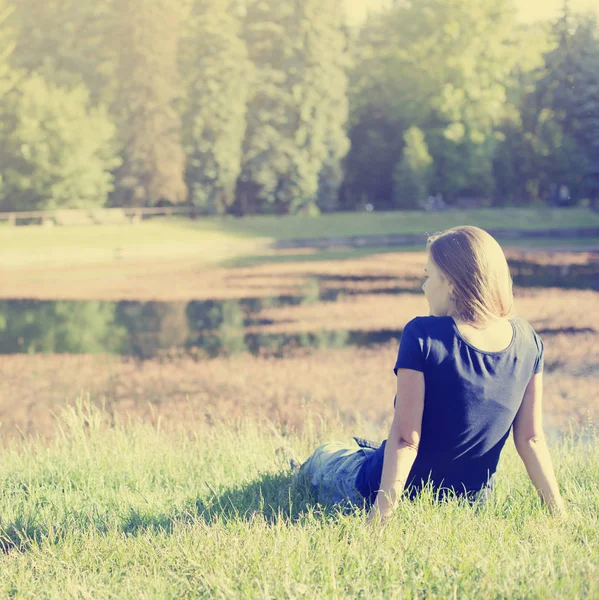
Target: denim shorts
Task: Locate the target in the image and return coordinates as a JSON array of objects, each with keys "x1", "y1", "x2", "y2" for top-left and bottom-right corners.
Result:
[
  {"x1": 296, "y1": 439, "x2": 495, "y2": 508},
  {"x1": 295, "y1": 440, "x2": 375, "y2": 508}
]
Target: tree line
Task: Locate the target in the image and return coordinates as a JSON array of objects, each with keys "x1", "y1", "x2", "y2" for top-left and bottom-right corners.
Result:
[{"x1": 0, "y1": 0, "x2": 597, "y2": 215}]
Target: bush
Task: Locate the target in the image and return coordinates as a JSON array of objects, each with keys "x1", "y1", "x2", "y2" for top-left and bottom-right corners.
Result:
[
  {"x1": 392, "y1": 127, "x2": 433, "y2": 210},
  {"x1": 0, "y1": 74, "x2": 121, "y2": 211}
]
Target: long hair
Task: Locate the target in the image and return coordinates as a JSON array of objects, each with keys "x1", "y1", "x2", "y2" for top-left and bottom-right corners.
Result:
[{"x1": 427, "y1": 226, "x2": 514, "y2": 327}]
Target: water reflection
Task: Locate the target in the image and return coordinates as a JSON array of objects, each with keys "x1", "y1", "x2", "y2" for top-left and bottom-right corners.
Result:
[
  {"x1": 119, "y1": 301, "x2": 190, "y2": 358},
  {"x1": 0, "y1": 300, "x2": 126, "y2": 354},
  {"x1": 509, "y1": 259, "x2": 599, "y2": 290},
  {"x1": 0, "y1": 259, "x2": 596, "y2": 357},
  {"x1": 0, "y1": 294, "x2": 397, "y2": 358},
  {"x1": 187, "y1": 300, "x2": 247, "y2": 357}
]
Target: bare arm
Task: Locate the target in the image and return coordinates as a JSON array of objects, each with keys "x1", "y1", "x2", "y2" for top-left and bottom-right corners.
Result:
[
  {"x1": 367, "y1": 368, "x2": 425, "y2": 521},
  {"x1": 513, "y1": 371, "x2": 566, "y2": 515}
]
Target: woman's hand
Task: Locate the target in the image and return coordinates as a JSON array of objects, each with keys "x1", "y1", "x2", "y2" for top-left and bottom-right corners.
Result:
[
  {"x1": 513, "y1": 372, "x2": 566, "y2": 514},
  {"x1": 369, "y1": 368, "x2": 424, "y2": 525},
  {"x1": 366, "y1": 504, "x2": 394, "y2": 525}
]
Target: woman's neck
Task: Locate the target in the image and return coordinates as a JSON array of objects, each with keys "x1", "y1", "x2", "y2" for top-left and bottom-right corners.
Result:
[{"x1": 450, "y1": 314, "x2": 505, "y2": 330}]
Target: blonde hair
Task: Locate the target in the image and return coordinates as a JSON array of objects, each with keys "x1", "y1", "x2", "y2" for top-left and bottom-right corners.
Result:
[{"x1": 426, "y1": 226, "x2": 514, "y2": 328}]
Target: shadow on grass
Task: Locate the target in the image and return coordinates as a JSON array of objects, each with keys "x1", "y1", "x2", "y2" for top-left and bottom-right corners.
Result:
[
  {"x1": 0, "y1": 470, "x2": 324, "y2": 554},
  {"x1": 0, "y1": 516, "x2": 47, "y2": 554},
  {"x1": 116, "y1": 472, "x2": 314, "y2": 537},
  {"x1": 195, "y1": 470, "x2": 323, "y2": 525}
]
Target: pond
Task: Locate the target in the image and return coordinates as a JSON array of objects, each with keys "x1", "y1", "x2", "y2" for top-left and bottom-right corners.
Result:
[
  {"x1": 1, "y1": 259, "x2": 597, "y2": 357},
  {"x1": 0, "y1": 294, "x2": 407, "y2": 358}
]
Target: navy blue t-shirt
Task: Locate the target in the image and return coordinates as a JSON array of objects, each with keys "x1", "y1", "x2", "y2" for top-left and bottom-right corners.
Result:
[{"x1": 355, "y1": 315, "x2": 544, "y2": 504}]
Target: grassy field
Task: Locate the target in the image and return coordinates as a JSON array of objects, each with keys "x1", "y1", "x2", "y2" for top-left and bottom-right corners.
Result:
[
  {"x1": 0, "y1": 211, "x2": 597, "y2": 597},
  {"x1": 211, "y1": 207, "x2": 599, "y2": 239},
  {"x1": 0, "y1": 402, "x2": 596, "y2": 598},
  {"x1": 225, "y1": 236, "x2": 599, "y2": 268},
  {"x1": 2, "y1": 208, "x2": 599, "y2": 269},
  {"x1": 1, "y1": 207, "x2": 598, "y2": 301},
  {"x1": 0, "y1": 220, "x2": 268, "y2": 269}
]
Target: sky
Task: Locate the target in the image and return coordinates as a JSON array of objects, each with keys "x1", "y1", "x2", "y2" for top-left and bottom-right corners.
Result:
[{"x1": 344, "y1": 0, "x2": 599, "y2": 26}]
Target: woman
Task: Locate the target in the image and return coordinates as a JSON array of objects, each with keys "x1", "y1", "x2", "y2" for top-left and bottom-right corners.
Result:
[{"x1": 296, "y1": 226, "x2": 566, "y2": 520}]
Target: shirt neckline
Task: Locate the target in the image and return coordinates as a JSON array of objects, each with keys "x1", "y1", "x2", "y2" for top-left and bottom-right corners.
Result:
[{"x1": 449, "y1": 316, "x2": 516, "y2": 355}]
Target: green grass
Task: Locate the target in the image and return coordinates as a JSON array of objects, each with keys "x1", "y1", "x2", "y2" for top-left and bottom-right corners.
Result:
[
  {"x1": 1, "y1": 208, "x2": 598, "y2": 269},
  {"x1": 225, "y1": 237, "x2": 599, "y2": 269},
  {"x1": 0, "y1": 400, "x2": 597, "y2": 598},
  {"x1": 204, "y1": 207, "x2": 599, "y2": 239},
  {"x1": 0, "y1": 220, "x2": 268, "y2": 269},
  {"x1": 222, "y1": 245, "x2": 420, "y2": 268}
]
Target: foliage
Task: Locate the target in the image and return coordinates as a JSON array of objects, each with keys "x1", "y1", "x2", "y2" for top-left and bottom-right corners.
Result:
[
  {"x1": 0, "y1": 0, "x2": 17, "y2": 201},
  {"x1": 114, "y1": 0, "x2": 188, "y2": 207},
  {"x1": 0, "y1": 74, "x2": 121, "y2": 211},
  {"x1": 314, "y1": 5, "x2": 351, "y2": 214},
  {"x1": 236, "y1": 0, "x2": 349, "y2": 215},
  {"x1": 0, "y1": 0, "x2": 598, "y2": 212},
  {"x1": 180, "y1": 0, "x2": 251, "y2": 214},
  {"x1": 536, "y1": 11, "x2": 599, "y2": 202},
  {"x1": 344, "y1": 0, "x2": 519, "y2": 207},
  {"x1": 492, "y1": 22, "x2": 559, "y2": 205},
  {"x1": 9, "y1": 0, "x2": 117, "y2": 106},
  {"x1": 0, "y1": 0, "x2": 17, "y2": 100},
  {"x1": 392, "y1": 127, "x2": 433, "y2": 209}
]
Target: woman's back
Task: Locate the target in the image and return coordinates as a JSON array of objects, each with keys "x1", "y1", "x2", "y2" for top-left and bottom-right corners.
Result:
[
  {"x1": 355, "y1": 315, "x2": 544, "y2": 502},
  {"x1": 299, "y1": 225, "x2": 564, "y2": 519},
  {"x1": 453, "y1": 317, "x2": 514, "y2": 353}
]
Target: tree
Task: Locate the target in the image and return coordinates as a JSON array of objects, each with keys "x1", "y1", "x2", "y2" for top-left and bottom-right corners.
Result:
[
  {"x1": 492, "y1": 22, "x2": 556, "y2": 205},
  {"x1": 10, "y1": 0, "x2": 117, "y2": 106},
  {"x1": 344, "y1": 0, "x2": 519, "y2": 206},
  {"x1": 0, "y1": 0, "x2": 17, "y2": 100},
  {"x1": 0, "y1": 74, "x2": 121, "y2": 211},
  {"x1": 236, "y1": 0, "x2": 350, "y2": 215},
  {"x1": 0, "y1": 1, "x2": 16, "y2": 203},
  {"x1": 392, "y1": 127, "x2": 433, "y2": 209},
  {"x1": 534, "y1": 9, "x2": 599, "y2": 203},
  {"x1": 180, "y1": 0, "x2": 251, "y2": 214},
  {"x1": 315, "y1": 9, "x2": 351, "y2": 213},
  {"x1": 114, "y1": 0, "x2": 188, "y2": 207}
]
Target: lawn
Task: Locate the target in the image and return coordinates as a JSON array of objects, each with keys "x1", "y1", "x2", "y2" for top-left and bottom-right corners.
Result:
[
  {"x1": 2, "y1": 207, "x2": 599, "y2": 269},
  {"x1": 224, "y1": 236, "x2": 599, "y2": 268},
  {"x1": 1, "y1": 208, "x2": 598, "y2": 299},
  {"x1": 210, "y1": 206, "x2": 599, "y2": 239},
  {"x1": 0, "y1": 220, "x2": 268, "y2": 269},
  {"x1": 0, "y1": 401, "x2": 596, "y2": 598}
]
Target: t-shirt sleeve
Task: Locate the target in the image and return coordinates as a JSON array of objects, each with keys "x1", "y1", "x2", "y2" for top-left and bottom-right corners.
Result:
[
  {"x1": 393, "y1": 319, "x2": 426, "y2": 374},
  {"x1": 533, "y1": 332, "x2": 544, "y2": 375}
]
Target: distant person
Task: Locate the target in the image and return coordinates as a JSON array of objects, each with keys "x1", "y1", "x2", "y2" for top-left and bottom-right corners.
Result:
[
  {"x1": 422, "y1": 193, "x2": 446, "y2": 212},
  {"x1": 294, "y1": 226, "x2": 566, "y2": 521},
  {"x1": 434, "y1": 192, "x2": 446, "y2": 210},
  {"x1": 558, "y1": 185, "x2": 571, "y2": 207}
]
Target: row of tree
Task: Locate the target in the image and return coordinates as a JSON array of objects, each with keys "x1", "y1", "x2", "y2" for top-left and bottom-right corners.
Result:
[{"x1": 0, "y1": 0, "x2": 597, "y2": 215}]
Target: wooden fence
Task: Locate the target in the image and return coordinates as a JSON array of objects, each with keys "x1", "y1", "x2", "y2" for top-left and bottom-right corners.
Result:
[{"x1": 0, "y1": 206, "x2": 199, "y2": 226}]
